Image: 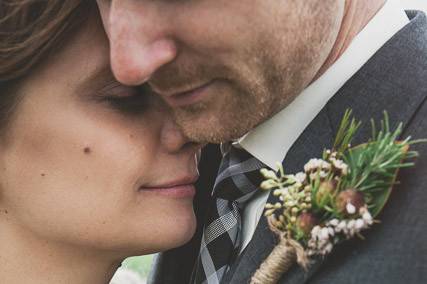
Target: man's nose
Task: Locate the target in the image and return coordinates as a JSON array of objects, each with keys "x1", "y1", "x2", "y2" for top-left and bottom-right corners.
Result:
[{"x1": 108, "y1": 1, "x2": 177, "y2": 86}]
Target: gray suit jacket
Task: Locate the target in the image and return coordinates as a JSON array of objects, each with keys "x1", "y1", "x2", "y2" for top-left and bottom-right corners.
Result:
[{"x1": 149, "y1": 10, "x2": 427, "y2": 284}]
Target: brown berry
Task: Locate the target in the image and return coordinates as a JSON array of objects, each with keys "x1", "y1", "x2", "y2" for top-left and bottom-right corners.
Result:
[
  {"x1": 336, "y1": 188, "x2": 365, "y2": 215},
  {"x1": 297, "y1": 212, "x2": 319, "y2": 235}
]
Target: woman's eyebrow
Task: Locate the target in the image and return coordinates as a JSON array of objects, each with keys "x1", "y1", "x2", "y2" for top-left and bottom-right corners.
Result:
[{"x1": 76, "y1": 65, "x2": 117, "y2": 95}]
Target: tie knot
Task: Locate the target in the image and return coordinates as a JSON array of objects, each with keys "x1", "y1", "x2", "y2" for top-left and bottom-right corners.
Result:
[{"x1": 213, "y1": 144, "x2": 266, "y2": 203}]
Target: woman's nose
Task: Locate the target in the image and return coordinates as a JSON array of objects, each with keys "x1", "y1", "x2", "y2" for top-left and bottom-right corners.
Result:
[
  {"x1": 107, "y1": 1, "x2": 178, "y2": 86},
  {"x1": 160, "y1": 115, "x2": 192, "y2": 154}
]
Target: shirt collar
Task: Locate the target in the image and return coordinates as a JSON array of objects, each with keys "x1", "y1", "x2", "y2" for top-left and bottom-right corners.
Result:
[{"x1": 234, "y1": 0, "x2": 409, "y2": 170}]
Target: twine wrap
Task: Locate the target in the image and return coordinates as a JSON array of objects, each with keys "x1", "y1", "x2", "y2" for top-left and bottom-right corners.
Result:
[{"x1": 250, "y1": 217, "x2": 310, "y2": 284}]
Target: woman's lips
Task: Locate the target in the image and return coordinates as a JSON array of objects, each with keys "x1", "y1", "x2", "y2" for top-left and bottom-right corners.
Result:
[
  {"x1": 138, "y1": 176, "x2": 198, "y2": 198},
  {"x1": 139, "y1": 184, "x2": 196, "y2": 198}
]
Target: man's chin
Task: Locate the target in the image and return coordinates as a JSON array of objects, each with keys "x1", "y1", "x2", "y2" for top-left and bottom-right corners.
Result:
[
  {"x1": 181, "y1": 124, "x2": 236, "y2": 144},
  {"x1": 172, "y1": 99, "x2": 267, "y2": 144},
  {"x1": 176, "y1": 116, "x2": 252, "y2": 144}
]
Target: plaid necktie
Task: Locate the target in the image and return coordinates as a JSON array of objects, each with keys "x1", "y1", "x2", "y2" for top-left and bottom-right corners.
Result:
[{"x1": 192, "y1": 144, "x2": 266, "y2": 284}]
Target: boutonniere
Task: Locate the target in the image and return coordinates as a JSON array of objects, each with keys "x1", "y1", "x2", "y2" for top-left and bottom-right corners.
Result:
[{"x1": 251, "y1": 110, "x2": 425, "y2": 284}]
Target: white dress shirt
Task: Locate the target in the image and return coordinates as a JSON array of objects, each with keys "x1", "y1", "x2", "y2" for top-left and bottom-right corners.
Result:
[{"x1": 235, "y1": 0, "x2": 410, "y2": 253}]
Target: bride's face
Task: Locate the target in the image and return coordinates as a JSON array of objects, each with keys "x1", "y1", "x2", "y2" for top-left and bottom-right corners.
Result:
[{"x1": 0, "y1": 18, "x2": 200, "y2": 256}]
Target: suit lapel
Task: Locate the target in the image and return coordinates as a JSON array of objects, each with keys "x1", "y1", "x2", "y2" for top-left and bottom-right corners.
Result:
[
  {"x1": 225, "y1": 110, "x2": 335, "y2": 284},
  {"x1": 225, "y1": 10, "x2": 427, "y2": 284}
]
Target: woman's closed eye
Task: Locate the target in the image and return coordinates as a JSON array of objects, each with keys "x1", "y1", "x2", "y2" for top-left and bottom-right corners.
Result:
[{"x1": 97, "y1": 82, "x2": 152, "y2": 115}]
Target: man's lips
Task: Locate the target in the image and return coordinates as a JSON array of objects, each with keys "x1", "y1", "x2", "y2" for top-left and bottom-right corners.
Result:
[
  {"x1": 155, "y1": 81, "x2": 215, "y2": 108},
  {"x1": 138, "y1": 175, "x2": 199, "y2": 198}
]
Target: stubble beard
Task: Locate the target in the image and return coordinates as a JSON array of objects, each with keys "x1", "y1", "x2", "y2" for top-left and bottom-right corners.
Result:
[
  {"x1": 169, "y1": 53, "x2": 322, "y2": 144},
  {"x1": 154, "y1": 28, "x2": 332, "y2": 144},
  {"x1": 170, "y1": 75, "x2": 285, "y2": 144}
]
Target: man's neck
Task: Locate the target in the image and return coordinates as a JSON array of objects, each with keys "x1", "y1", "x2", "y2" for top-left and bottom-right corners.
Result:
[{"x1": 314, "y1": 0, "x2": 387, "y2": 80}]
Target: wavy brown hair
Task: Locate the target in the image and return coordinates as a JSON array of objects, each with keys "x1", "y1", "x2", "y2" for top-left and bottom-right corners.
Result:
[{"x1": 0, "y1": 0, "x2": 95, "y2": 130}]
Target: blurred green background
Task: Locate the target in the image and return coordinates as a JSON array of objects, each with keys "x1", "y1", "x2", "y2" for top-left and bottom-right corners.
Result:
[{"x1": 122, "y1": 254, "x2": 155, "y2": 280}]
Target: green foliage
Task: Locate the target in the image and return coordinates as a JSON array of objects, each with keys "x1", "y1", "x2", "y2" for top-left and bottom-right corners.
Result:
[
  {"x1": 262, "y1": 108, "x2": 424, "y2": 243},
  {"x1": 341, "y1": 111, "x2": 418, "y2": 217},
  {"x1": 332, "y1": 109, "x2": 362, "y2": 155}
]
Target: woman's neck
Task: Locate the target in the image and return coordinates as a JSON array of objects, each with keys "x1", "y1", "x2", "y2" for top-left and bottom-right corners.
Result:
[{"x1": 0, "y1": 223, "x2": 122, "y2": 284}]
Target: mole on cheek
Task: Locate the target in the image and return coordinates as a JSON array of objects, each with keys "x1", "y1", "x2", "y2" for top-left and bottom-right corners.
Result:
[{"x1": 83, "y1": 147, "x2": 92, "y2": 154}]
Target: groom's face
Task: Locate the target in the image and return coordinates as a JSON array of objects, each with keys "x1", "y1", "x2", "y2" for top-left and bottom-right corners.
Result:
[{"x1": 97, "y1": 0, "x2": 344, "y2": 143}]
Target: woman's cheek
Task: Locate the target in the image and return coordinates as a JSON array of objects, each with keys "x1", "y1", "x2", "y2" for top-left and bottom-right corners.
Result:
[{"x1": 3, "y1": 115, "x2": 154, "y2": 246}]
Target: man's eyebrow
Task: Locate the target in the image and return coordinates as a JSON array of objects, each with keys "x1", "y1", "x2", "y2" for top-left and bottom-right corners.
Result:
[{"x1": 76, "y1": 65, "x2": 117, "y2": 95}]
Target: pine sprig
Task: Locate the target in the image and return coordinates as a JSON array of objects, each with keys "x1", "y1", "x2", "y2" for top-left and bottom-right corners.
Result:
[
  {"x1": 260, "y1": 109, "x2": 424, "y2": 255},
  {"x1": 332, "y1": 109, "x2": 362, "y2": 155},
  {"x1": 255, "y1": 109, "x2": 424, "y2": 279},
  {"x1": 340, "y1": 111, "x2": 419, "y2": 217}
]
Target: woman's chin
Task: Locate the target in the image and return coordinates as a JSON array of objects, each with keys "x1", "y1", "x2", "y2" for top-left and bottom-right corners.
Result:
[
  {"x1": 125, "y1": 211, "x2": 197, "y2": 256},
  {"x1": 157, "y1": 212, "x2": 197, "y2": 252}
]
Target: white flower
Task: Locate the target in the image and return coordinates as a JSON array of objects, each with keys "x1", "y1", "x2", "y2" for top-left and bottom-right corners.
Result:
[
  {"x1": 323, "y1": 243, "x2": 334, "y2": 255},
  {"x1": 347, "y1": 220, "x2": 356, "y2": 229},
  {"x1": 355, "y1": 219, "x2": 365, "y2": 229},
  {"x1": 337, "y1": 221, "x2": 347, "y2": 231},
  {"x1": 304, "y1": 158, "x2": 331, "y2": 173},
  {"x1": 304, "y1": 159, "x2": 319, "y2": 172},
  {"x1": 260, "y1": 168, "x2": 278, "y2": 180},
  {"x1": 309, "y1": 170, "x2": 328, "y2": 180},
  {"x1": 307, "y1": 226, "x2": 336, "y2": 256},
  {"x1": 330, "y1": 158, "x2": 349, "y2": 175},
  {"x1": 320, "y1": 227, "x2": 330, "y2": 240},
  {"x1": 314, "y1": 207, "x2": 376, "y2": 247},
  {"x1": 346, "y1": 203, "x2": 356, "y2": 215},
  {"x1": 295, "y1": 172, "x2": 307, "y2": 183},
  {"x1": 311, "y1": 226, "x2": 321, "y2": 238},
  {"x1": 260, "y1": 179, "x2": 277, "y2": 190},
  {"x1": 319, "y1": 170, "x2": 328, "y2": 178},
  {"x1": 362, "y1": 211, "x2": 373, "y2": 225}
]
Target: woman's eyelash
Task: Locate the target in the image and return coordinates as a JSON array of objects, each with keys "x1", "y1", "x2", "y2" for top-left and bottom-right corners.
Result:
[
  {"x1": 99, "y1": 84, "x2": 152, "y2": 114},
  {"x1": 104, "y1": 93, "x2": 148, "y2": 114}
]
